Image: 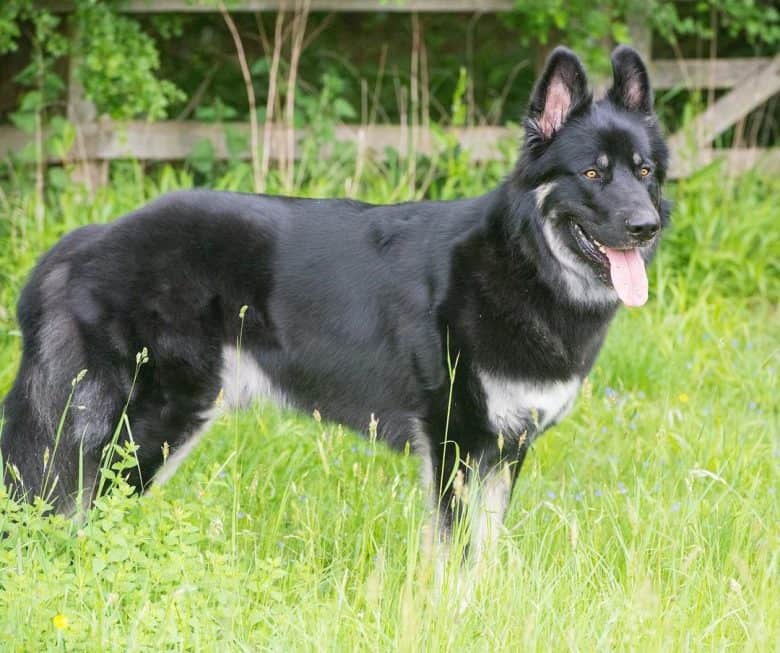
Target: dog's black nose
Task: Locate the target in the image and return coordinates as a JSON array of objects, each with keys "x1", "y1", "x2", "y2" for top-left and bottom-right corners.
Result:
[{"x1": 625, "y1": 213, "x2": 659, "y2": 242}]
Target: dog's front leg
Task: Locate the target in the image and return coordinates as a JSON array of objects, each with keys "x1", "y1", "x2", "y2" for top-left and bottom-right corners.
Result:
[
  {"x1": 418, "y1": 431, "x2": 531, "y2": 609},
  {"x1": 419, "y1": 425, "x2": 531, "y2": 564},
  {"x1": 423, "y1": 425, "x2": 533, "y2": 570},
  {"x1": 468, "y1": 429, "x2": 533, "y2": 566},
  {"x1": 419, "y1": 449, "x2": 469, "y2": 594}
]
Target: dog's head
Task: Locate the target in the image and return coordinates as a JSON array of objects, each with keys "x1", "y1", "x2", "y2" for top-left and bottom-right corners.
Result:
[{"x1": 517, "y1": 46, "x2": 670, "y2": 307}]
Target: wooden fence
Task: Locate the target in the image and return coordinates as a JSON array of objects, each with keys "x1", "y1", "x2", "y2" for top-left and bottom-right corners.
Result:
[{"x1": 2, "y1": 1, "x2": 778, "y2": 181}]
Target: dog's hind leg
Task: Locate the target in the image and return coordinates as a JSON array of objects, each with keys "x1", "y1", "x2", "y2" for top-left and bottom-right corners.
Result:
[{"x1": 0, "y1": 362, "x2": 120, "y2": 516}]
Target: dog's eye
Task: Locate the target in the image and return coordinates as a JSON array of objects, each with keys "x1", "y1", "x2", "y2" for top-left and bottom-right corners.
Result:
[
  {"x1": 639, "y1": 166, "x2": 651, "y2": 177},
  {"x1": 583, "y1": 169, "x2": 600, "y2": 179}
]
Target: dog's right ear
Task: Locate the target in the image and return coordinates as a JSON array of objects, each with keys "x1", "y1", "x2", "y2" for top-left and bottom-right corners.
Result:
[{"x1": 526, "y1": 47, "x2": 590, "y2": 147}]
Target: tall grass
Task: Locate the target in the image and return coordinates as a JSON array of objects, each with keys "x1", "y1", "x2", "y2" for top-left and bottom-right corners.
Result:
[{"x1": 0, "y1": 153, "x2": 778, "y2": 651}]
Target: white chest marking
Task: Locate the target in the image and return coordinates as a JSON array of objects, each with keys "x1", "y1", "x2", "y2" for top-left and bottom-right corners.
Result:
[{"x1": 479, "y1": 373, "x2": 581, "y2": 434}]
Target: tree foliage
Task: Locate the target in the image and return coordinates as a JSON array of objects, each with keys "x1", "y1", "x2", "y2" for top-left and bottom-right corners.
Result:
[
  {"x1": 507, "y1": 0, "x2": 779, "y2": 71},
  {"x1": 1, "y1": 0, "x2": 183, "y2": 122},
  {"x1": 0, "y1": 0, "x2": 777, "y2": 123}
]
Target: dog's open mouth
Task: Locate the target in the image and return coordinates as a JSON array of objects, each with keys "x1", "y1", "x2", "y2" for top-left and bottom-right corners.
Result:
[{"x1": 571, "y1": 223, "x2": 648, "y2": 307}]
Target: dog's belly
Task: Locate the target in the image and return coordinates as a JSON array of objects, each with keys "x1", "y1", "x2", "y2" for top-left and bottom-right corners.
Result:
[
  {"x1": 478, "y1": 372, "x2": 581, "y2": 436},
  {"x1": 219, "y1": 345, "x2": 290, "y2": 410}
]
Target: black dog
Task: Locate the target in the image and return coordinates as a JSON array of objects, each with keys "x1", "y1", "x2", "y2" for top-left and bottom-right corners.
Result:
[{"x1": 1, "y1": 46, "x2": 668, "y2": 558}]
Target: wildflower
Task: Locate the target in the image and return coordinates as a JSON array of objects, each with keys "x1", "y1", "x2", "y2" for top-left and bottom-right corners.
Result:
[
  {"x1": 452, "y1": 469, "x2": 466, "y2": 502},
  {"x1": 546, "y1": 490, "x2": 557, "y2": 500},
  {"x1": 52, "y1": 614, "x2": 69, "y2": 631},
  {"x1": 369, "y1": 413, "x2": 379, "y2": 440},
  {"x1": 135, "y1": 347, "x2": 149, "y2": 365},
  {"x1": 71, "y1": 369, "x2": 88, "y2": 387},
  {"x1": 670, "y1": 501, "x2": 681, "y2": 512},
  {"x1": 617, "y1": 481, "x2": 627, "y2": 495},
  {"x1": 208, "y1": 517, "x2": 224, "y2": 538},
  {"x1": 678, "y1": 393, "x2": 689, "y2": 403}
]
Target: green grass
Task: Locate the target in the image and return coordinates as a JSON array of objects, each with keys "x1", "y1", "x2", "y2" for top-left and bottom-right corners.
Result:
[{"x1": 0, "y1": 158, "x2": 778, "y2": 651}]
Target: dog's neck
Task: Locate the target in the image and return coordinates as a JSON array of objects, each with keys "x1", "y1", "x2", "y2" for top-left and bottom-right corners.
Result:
[{"x1": 439, "y1": 188, "x2": 618, "y2": 381}]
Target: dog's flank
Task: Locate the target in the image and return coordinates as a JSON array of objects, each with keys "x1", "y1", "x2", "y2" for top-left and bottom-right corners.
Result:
[{"x1": 1, "y1": 46, "x2": 669, "y2": 561}]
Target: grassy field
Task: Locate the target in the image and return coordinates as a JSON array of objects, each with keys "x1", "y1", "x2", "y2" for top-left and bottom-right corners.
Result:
[{"x1": 0, "y1": 159, "x2": 778, "y2": 651}]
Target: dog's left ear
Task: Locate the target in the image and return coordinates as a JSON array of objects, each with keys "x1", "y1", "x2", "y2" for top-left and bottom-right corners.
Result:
[{"x1": 607, "y1": 45, "x2": 653, "y2": 114}]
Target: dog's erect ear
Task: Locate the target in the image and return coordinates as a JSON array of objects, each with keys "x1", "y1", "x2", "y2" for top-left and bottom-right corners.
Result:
[
  {"x1": 527, "y1": 47, "x2": 590, "y2": 141},
  {"x1": 607, "y1": 45, "x2": 653, "y2": 114}
]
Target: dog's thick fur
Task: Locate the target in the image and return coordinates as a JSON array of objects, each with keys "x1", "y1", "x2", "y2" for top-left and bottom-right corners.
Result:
[{"x1": 1, "y1": 47, "x2": 668, "y2": 555}]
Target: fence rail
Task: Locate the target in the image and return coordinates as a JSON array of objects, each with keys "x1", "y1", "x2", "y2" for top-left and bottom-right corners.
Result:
[{"x1": 4, "y1": 121, "x2": 778, "y2": 179}]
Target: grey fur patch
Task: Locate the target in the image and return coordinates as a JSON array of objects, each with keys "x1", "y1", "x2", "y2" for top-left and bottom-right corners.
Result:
[
  {"x1": 534, "y1": 182, "x2": 556, "y2": 211},
  {"x1": 28, "y1": 264, "x2": 87, "y2": 435},
  {"x1": 70, "y1": 377, "x2": 114, "y2": 448},
  {"x1": 541, "y1": 218, "x2": 618, "y2": 305}
]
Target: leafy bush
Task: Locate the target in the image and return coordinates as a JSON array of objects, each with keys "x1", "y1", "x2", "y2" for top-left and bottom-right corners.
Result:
[{"x1": 2, "y1": 1, "x2": 779, "y2": 126}]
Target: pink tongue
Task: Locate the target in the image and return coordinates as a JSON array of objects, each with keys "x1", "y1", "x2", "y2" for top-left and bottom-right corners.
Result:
[{"x1": 604, "y1": 248, "x2": 648, "y2": 307}]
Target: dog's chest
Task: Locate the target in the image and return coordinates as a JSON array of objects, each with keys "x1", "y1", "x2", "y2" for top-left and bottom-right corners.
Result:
[{"x1": 479, "y1": 372, "x2": 581, "y2": 435}]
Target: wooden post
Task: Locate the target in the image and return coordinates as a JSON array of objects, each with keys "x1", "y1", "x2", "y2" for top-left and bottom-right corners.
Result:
[
  {"x1": 67, "y1": 21, "x2": 107, "y2": 191},
  {"x1": 627, "y1": 14, "x2": 652, "y2": 63}
]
